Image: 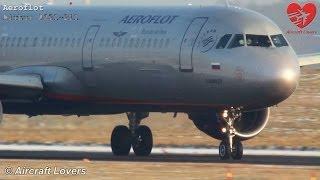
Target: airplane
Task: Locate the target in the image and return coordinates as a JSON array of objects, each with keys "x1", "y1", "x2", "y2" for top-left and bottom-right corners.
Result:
[{"x1": 0, "y1": 4, "x2": 319, "y2": 160}]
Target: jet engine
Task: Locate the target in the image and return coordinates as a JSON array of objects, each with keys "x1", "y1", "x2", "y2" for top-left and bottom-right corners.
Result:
[
  {"x1": 0, "y1": 101, "x2": 3, "y2": 123},
  {"x1": 188, "y1": 108, "x2": 270, "y2": 141}
]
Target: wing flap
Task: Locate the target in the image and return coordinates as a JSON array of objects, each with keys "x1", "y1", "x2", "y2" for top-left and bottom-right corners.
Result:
[
  {"x1": 0, "y1": 74, "x2": 43, "y2": 99},
  {"x1": 298, "y1": 53, "x2": 320, "y2": 67}
]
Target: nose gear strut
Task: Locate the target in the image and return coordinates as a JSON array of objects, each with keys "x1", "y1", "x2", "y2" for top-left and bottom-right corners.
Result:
[{"x1": 219, "y1": 107, "x2": 243, "y2": 160}]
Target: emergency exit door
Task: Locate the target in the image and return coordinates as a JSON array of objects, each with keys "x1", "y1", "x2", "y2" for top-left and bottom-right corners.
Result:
[
  {"x1": 82, "y1": 25, "x2": 100, "y2": 70},
  {"x1": 179, "y1": 17, "x2": 208, "y2": 72}
]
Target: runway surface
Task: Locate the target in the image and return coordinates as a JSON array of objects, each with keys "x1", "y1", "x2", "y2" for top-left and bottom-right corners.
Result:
[{"x1": 0, "y1": 144, "x2": 319, "y2": 166}]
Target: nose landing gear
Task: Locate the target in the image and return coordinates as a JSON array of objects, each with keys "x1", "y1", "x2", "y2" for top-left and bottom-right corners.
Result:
[
  {"x1": 111, "y1": 112, "x2": 153, "y2": 156},
  {"x1": 219, "y1": 107, "x2": 243, "y2": 160}
]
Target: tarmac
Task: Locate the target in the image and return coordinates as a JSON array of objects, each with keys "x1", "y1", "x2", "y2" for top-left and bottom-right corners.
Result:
[{"x1": 0, "y1": 144, "x2": 318, "y2": 166}]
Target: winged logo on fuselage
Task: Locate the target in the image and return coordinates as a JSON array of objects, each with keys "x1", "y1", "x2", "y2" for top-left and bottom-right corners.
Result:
[
  {"x1": 198, "y1": 28, "x2": 218, "y2": 53},
  {"x1": 113, "y1": 31, "x2": 128, "y2": 37}
]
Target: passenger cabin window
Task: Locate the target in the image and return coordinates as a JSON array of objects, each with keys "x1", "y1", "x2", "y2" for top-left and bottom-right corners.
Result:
[
  {"x1": 5, "y1": 37, "x2": 10, "y2": 47},
  {"x1": 246, "y1": 34, "x2": 271, "y2": 48},
  {"x1": 71, "y1": 38, "x2": 76, "y2": 47},
  {"x1": 99, "y1": 38, "x2": 105, "y2": 47},
  {"x1": 59, "y1": 38, "x2": 64, "y2": 46},
  {"x1": 65, "y1": 38, "x2": 70, "y2": 47},
  {"x1": 23, "y1": 37, "x2": 29, "y2": 47},
  {"x1": 11, "y1": 37, "x2": 16, "y2": 47},
  {"x1": 128, "y1": 38, "x2": 134, "y2": 48},
  {"x1": 141, "y1": 38, "x2": 146, "y2": 48},
  {"x1": 105, "y1": 38, "x2": 110, "y2": 47},
  {"x1": 47, "y1": 37, "x2": 52, "y2": 47},
  {"x1": 77, "y1": 38, "x2": 82, "y2": 47},
  {"x1": 53, "y1": 37, "x2": 58, "y2": 47},
  {"x1": 17, "y1": 37, "x2": 22, "y2": 47},
  {"x1": 123, "y1": 38, "x2": 128, "y2": 48},
  {"x1": 0, "y1": 37, "x2": 5, "y2": 47},
  {"x1": 147, "y1": 38, "x2": 152, "y2": 48},
  {"x1": 117, "y1": 38, "x2": 122, "y2": 47},
  {"x1": 41, "y1": 37, "x2": 47, "y2": 47},
  {"x1": 228, "y1": 34, "x2": 245, "y2": 49},
  {"x1": 135, "y1": 38, "x2": 140, "y2": 48},
  {"x1": 165, "y1": 38, "x2": 170, "y2": 48},
  {"x1": 33, "y1": 37, "x2": 38, "y2": 47},
  {"x1": 153, "y1": 39, "x2": 158, "y2": 48},
  {"x1": 112, "y1": 38, "x2": 116, "y2": 48},
  {"x1": 216, "y1": 34, "x2": 232, "y2": 49},
  {"x1": 271, "y1": 34, "x2": 288, "y2": 47},
  {"x1": 159, "y1": 39, "x2": 164, "y2": 48}
]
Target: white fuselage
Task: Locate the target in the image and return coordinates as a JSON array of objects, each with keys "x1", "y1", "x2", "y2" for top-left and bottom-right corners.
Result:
[{"x1": 0, "y1": 5, "x2": 300, "y2": 114}]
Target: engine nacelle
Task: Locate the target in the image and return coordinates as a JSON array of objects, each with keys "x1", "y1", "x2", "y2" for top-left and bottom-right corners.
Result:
[
  {"x1": 189, "y1": 108, "x2": 270, "y2": 141},
  {"x1": 0, "y1": 101, "x2": 3, "y2": 123}
]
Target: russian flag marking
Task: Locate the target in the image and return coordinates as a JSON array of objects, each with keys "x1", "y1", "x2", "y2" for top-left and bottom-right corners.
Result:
[{"x1": 211, "y1": 63, "x2": 221, "y2": 70}]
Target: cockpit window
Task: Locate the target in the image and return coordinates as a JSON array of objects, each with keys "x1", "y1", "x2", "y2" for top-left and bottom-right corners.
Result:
[
  {"x1": 216, "y1": 34, "x2": 232, "y2": 49},
  {"x1": 246, "y1": 34, "x2": 271, "y2": 47},
  {"x1": 228, "y1": 34, "x2": 245, "y2": 49},
  {"x1": 271, "y1": 34, "x2": 288, "y2": 47}
]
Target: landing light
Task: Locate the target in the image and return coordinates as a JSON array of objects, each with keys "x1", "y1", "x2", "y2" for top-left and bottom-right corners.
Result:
[
  {"x1": 282, "y1": 69, "x2": 296, "y2": 82},
  {"x1": 222, "y1": 110, "x2": 228, "y2": 118},
  {"x1": 221, "y1": 128, "x2": 227, "y2": 133}
]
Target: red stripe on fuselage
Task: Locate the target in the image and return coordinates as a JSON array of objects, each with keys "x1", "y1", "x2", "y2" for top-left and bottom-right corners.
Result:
[{"x1": 45, "y1": 93, "x2": 223, "y2": 108}]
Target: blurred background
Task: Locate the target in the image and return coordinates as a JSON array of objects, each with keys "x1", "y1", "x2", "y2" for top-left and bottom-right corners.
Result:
[{"x1": 0, "y1": 0, "x2": 319, "y2": 150}]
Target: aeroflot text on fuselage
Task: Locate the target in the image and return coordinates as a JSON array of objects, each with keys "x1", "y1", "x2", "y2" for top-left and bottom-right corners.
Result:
[
  {"x1": 120, "y1": 15, "x2": 179, "y2": 24},
  {"x1": 2, "y1": 4, "x2": 44, "y2": 11}
]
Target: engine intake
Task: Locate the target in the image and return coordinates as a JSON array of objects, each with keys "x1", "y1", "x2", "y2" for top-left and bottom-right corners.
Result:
[{"x1": 189, "y1": 108, "x2": 270, "y2": 141}]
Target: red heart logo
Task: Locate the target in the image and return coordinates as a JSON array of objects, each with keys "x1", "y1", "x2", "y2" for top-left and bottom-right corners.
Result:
[{"x1": 287, "y1": 2, "x2": 317, "y2": 29}]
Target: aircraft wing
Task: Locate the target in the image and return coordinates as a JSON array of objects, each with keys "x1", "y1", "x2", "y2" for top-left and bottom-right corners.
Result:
[
  {"x1": 0, "y1": 74, "x2": 43, "y2": 99},
  {"x1": 298, "y1": 53, "x2": 320, "y2": 67}
]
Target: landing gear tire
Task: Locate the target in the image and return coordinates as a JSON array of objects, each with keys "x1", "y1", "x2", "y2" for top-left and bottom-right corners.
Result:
[
  {"x1": 132, "y1": 125, "x2": 153, "y2": 156},
  {"x1": 231, "y1": 140, "x2": 243, "y2": 160},
  {"x1": 111, "y1": 125, "x2": 132, "y2": 156},
  {"x1": 219, "y1": 140, "x2": 231, "y2": 160}
]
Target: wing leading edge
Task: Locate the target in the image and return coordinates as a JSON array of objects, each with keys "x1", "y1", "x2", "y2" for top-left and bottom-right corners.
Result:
[
  {"x1": 298, "y1": 53, "x2": 320, "y2": 67},
  {"x1": 0, "y1": 74, "x2": 43, "y2": 99}
]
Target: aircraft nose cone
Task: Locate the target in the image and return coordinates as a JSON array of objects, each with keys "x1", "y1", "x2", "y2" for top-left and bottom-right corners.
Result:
[
  {"x1": 276, "y1": 68, "x2": 299, "y2": 98},
  {"x1": 280, "y1": 68, "x2": 299, "y2": 83},
  {"x1": 265, "y1": 61, "x2": 300, "y2": 104}
]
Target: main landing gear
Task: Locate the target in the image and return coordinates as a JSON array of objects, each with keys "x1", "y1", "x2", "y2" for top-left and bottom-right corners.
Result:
[
  {"x1": 219, "y1": 107, "x2": 243, "y2": 160},
  {"x1": 111, "y1": 112, "x2": 153, "y2": 156}
]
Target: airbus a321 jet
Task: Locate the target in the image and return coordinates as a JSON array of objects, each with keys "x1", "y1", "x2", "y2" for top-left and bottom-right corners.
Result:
[{"x1": 0, "y1": 5, "x2": 319, "y2": 160}]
